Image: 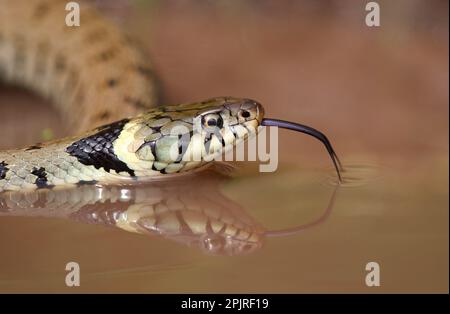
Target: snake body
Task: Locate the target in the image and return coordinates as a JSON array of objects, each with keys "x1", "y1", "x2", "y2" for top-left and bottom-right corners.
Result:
[{"x1": 0, "y1": 0, "x2": 263, "y2": 192}]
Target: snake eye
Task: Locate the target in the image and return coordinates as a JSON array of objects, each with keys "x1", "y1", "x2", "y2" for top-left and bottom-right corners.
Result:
[
  {"x1": 240, "y1": 110, "x2": 251, "y2": 118},
  {"x1": 202, "y1": 114, "x2": 223, "y2": 129}
]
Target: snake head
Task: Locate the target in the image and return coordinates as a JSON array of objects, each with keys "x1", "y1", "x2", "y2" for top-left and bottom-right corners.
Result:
[
  {"x1": 122, "y1": 97, "x2": 265, "y2": 175},
  {"x1": 191, "y1": 96, "x2": 265, "y2": 158}
]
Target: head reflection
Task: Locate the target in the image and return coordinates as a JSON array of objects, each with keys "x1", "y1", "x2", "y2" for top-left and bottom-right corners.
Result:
[{"x1": 0, "y1": 171, "x2": 338, "y2": 256}]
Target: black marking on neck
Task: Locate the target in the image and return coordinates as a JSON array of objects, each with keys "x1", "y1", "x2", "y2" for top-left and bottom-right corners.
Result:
[
  {"x1": 31, "y1": 167, "x2": 50, "y2": 188},
  {"x1": 65, "y1": 119, "x2": 136, "y2": 177},
  {"x1": 0, "y1": 161, "x2": 9, "y2": 180}
]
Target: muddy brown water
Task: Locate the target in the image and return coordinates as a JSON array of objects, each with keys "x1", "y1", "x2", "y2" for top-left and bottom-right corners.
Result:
[{"x1": 0, "y1": 1, "x2": 448, "y2": 293}]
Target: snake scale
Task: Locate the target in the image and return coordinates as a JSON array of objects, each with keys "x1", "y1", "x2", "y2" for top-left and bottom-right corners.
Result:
[{"x1": 0, "y1": 0, "x2": 342, "y2": 193}]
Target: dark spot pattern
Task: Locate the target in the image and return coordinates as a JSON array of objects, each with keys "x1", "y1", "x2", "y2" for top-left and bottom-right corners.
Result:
[
  {"x1": 65, "y1": 119, "x2": 135, "y2": 176},
  {"x1": 31, "y1": 167, "x2": 49, "y2": 188},
  {"x1": 0, "y1": 161, "x2": 9, "y2": 180}
]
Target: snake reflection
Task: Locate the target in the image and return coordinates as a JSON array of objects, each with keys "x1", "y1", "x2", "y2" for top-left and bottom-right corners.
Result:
[{"x1": 0, "y1": 171, "x2": 338, "y2": 256}]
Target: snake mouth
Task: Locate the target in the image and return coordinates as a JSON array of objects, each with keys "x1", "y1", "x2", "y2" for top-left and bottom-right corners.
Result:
[{"x1": 260, "y1": 118, "x2": 343, "y2": 182}]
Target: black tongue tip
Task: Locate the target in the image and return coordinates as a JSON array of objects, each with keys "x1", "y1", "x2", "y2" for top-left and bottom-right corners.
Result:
[{"x1": 261, "y1": 118, "x2": 343, "y2": 183}]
